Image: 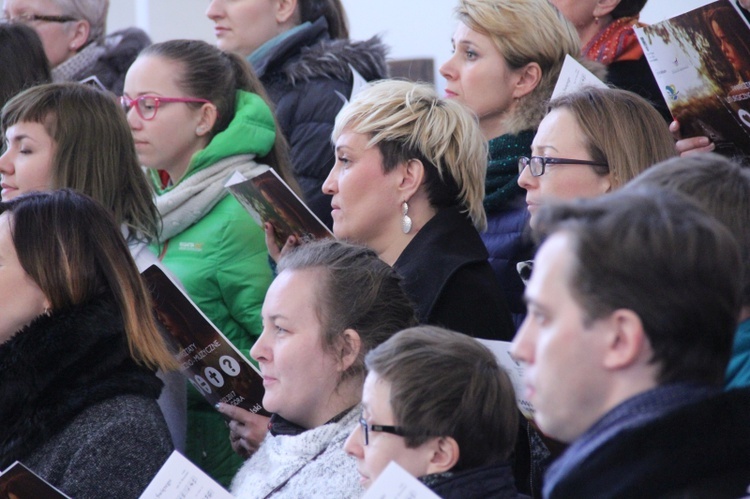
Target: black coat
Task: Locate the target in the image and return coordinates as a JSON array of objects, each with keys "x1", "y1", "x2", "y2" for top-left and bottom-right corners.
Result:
[
  {"x1": 252, "y1": 17, "x2": 389, "y2": 228},
  {"x1": 425, "y1": 463, "x2": 528, "y2": 499},
  {"x1": 0, "y1": 295, "x2": 173, "y2": 498},
  {"x1": 544, "y1": 388, "x2": 750, "y2": 498},
  {"x1": 394, "y1": 207, "x2": 516, "y2": 341}
]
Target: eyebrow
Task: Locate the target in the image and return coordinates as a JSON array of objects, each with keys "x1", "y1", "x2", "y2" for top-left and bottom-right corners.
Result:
[{"x1": 530, "y1": 144, "x2": 559, "y2": 154}]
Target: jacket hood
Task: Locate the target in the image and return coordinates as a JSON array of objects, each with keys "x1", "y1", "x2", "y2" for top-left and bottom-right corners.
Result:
[
  {"x1": 283, "y1": 35, "x2": 390, "y2": 85},
  {"x1": 256, "y1": 16, "x2": 389, "y2": 85},
  {"x1": 150, "y1": 90, "x2": 276, "y2": 192}
]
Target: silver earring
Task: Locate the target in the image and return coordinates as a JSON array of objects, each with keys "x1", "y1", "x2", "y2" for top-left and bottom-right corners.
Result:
[
  {"x1": 401, "y1": 201, "x2": 412, "y2": 234},
  {"x1": 196, "y1": 126, "x2": 204, "y2": 134}
]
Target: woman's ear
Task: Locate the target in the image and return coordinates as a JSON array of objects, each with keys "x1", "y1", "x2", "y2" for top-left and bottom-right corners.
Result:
[
  {"x1": 397, "y1": 159, "x2": 426, "y2": 200},
  {"x1": 275, "y1": 0, "x2": 299, "y2": 25},
  {"x1": 425, "y1": 436, "x2": 460, "y2": 475},
  {"x1": 511, "y1": 62, "x2": 543, "y2": 100},
  {"x1": 338, "y1": 328, "x2": 362, "y2": 373},
  {"x1": 195, "y1": 103, "x2": 219, "y2": 137}
]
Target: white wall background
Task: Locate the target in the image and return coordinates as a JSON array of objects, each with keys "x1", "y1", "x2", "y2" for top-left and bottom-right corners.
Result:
[{"x1": 107, "y1": 0, "x2": 716, "y2": 94}]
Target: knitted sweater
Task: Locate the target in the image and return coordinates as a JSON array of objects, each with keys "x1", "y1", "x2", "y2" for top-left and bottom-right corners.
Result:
[{"x1": 230, "y1": 406, "x2": 362, "y2": 498}]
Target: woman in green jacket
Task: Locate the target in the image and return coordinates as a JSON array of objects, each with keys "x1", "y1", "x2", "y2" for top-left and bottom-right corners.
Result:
[{"x1": 122, "y1": 39, "x2": 296, "y2": 487}]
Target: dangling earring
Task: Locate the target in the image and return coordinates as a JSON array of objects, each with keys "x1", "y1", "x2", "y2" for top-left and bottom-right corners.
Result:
[
  {"x1": 43, "y1": 307, "x2": 52, "y2": 317},
  {"x1": 594, "y1": 16, "x2": 600, "y2": 25},
  {"x1": 401, "y1": 201, "x2": 412, "y2": 234}
]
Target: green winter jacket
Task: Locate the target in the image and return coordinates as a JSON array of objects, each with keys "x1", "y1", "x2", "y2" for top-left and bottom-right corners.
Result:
[{"x1": 149, "y1": 91, "x2": 275, "y2": 486}]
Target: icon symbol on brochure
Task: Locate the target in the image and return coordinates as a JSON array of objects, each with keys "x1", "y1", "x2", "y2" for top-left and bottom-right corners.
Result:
[
  {"x1": 192, "y1": 375, "x2": 212, "y2": 395},
  {"x1": 665, "y1": 85, "x2": 679, "y2": 101},
  {"x1": 219, "y1": 355, "x2": 241, "y2": 376},
  {"x1": 205, "y1": 367, "x2": 225, "y2": 387}
]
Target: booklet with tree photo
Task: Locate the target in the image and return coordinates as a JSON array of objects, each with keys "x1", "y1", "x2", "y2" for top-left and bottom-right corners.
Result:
[
  {"x1": 225, "y1": 168, "x2": 332, "y2": 249},
  {"x1": 635, "y1": 0, "x2": 750, "y2": 156},
  {"x1": 0, "y1": 461, "x2": 70, "y2": 499},
  {"x1": 142, "y1": 264, "x2": 270, "y2": 418}
]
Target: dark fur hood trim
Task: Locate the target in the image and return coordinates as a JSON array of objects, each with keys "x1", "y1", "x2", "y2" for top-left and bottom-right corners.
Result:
[
  {"x1": 283, "y1": 35, "x2": 389, "y2": 85},
  {"x1": 0, "y1": 295, "x2": 162, "y2": 467}
]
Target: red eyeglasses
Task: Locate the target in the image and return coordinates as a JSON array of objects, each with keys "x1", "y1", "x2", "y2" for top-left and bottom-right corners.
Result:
[{"x1": 120, "y1": 95, "x2": 212, "y2": 121}]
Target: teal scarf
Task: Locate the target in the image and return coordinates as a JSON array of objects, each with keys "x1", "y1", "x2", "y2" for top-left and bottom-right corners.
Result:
[{"x1": 483, "y1": 130, "x2": 535, "y2": 213}]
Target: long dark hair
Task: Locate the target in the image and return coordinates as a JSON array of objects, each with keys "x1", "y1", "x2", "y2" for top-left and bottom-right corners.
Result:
[{"x1": 0, "y1": 24, "x2": 51, "y2": 110}]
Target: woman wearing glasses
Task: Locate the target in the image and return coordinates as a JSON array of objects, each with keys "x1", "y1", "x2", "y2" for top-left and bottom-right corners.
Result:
[
  {"x1": 2, "y1": 0, "x2": 150, "y2": 94},
  {"x1": 228, "y1": 239, "x2": 416, "y2": 497},
  {"x1": 518, "y1": 86, "x2": 676, "y2": 229},
  {"x1": 439, "y1": 0, "x2": 582, "y2": 328},
  {"x1": 122, "y1": 39, "x2": 298, "y2": 486},
  {"x1": 344, "y1": 326, "x2": 523, "y2": 497}
]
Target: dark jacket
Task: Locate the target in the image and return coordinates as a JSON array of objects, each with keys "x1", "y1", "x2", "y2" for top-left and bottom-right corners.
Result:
[
  {"x1": 75, "y1": 28, "x2": 151, "y2": 95},
  {"x1": 424, "y1": 463, "x2": 529, "y2": 499},
  {"x1": 544, "y1": 388, "x2": 750, "y2": 498},
  {"x1": 0, "y1": 295, "x2": 173, "y2": 498},
  {"x1": 252, "y1": 17, "x2": 389, "y2": 228},
  {"x1": 394, "y1": 207, "x2": 515, "y2": 341}
]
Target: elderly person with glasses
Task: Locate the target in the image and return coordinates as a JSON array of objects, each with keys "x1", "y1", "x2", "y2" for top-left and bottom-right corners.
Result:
[
  {"x1": 1, "y1": 0, "x2": 150, "y2": 94},
  {"x1": 518, "y1": 86, "x2": 675, "y2": 230}
]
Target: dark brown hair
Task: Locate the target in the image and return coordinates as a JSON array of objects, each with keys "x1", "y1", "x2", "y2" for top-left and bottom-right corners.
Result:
[
  {"x1": 365, "y1": 326, "x2": 519, "y2": 470},
  {"x1": 277, "y1": 239, "x2": 417, "y2": 380},
  {"x1": 611, "y1": 0, "x2": 648, "y2": 19},
  {"x1": 1, "y1": 190, "x2": 175, "y2": 370},
  {"x1": 0, "y1": 23, "x2": 51, "y2": 110},
  {"x1": 298, "y1": 0, "x2": 349, "y2": 39},
  {"x1": 533, "y1": 188, "x2": 741, "y2": 385}
]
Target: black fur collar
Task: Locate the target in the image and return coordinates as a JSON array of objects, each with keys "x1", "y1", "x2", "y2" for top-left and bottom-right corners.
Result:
[{"x1": 0, "y1": 295, "x2": 162, "y2": 467}]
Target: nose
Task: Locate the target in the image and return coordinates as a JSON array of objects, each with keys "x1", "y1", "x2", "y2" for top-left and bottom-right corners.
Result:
[
  {"x1": 250, "y1": 327, "x2": 271, "y2": 363},
  {"x1": 439, "y1": 53, "x2": 457, "y2": 81},
  {"x1": 206, "y1": 0, "x2": 223, "y2": 20},
  {"x1": 0, "y1": 148, "x2": 13, "y2": 175},
  {"x1": 517, "y1": 161, "x2": 536, "y2": 191},
  {"x1": 321, "y1": 163, "x2": 339, "y2": 195},
  {"x1": 343, "y1": 424, "x2": 364, "y2": 458},
  {"x1": 510, "y1": 316, "x2": 535, "y2": 365},
  {"x1": 124, "y1": 104, "x2": 143, "y2": 131}
]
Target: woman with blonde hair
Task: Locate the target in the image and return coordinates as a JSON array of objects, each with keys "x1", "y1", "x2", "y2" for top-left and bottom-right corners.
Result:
[
  {"x1": 0, "y1": 189, "x2": 175, "y2": 497},
  {"x1": 440, "y1": 0, "x2": 582, "y2": 326},
  {"x1": 321, "y1": 79, "x2": 514, "y2": 341}
]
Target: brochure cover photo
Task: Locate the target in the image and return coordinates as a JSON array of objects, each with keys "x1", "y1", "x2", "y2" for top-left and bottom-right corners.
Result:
[{"x1": 636, "y1": 0, "x2": 750, "y2": 156}]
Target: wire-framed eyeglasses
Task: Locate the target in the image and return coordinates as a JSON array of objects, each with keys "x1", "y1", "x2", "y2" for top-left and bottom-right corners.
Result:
[
  {"x1": 518, "y1": 156, "x2": 609, "y2": 177},
  {"x1": 358, "y1": 417, "x2": 407, "y2": 446},
  {"x1": 0, "y1": 13, "x2": 78, "y2": 24},
  {"x1": 120, "y1": 95, "x2": 212, "y2": 121}
]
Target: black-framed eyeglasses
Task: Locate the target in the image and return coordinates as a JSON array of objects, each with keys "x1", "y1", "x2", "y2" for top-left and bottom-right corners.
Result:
[
  {"x1": 1, "y1": 14, "x2": 78, "y2": 25},
  {"x1": 518, "y1": 156, "x2": 609, "y2": 177},
  {"x1": 358, "y1": 417, "x2": 407, "y2": 446}
]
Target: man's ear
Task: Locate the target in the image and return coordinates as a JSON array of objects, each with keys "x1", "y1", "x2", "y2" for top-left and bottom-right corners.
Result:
[
  {"x1": 275, "y1": 0, "x2": 299, "y2": 24},
  {"x1": 397, "y1": 158, "x2": 425, "y2": 201},
  {"x1": 602, "y1": 309, "x2": 649, "y2": 370},
  {"x1": 593, "y1": 0, "x2": 622, "y2": 18},
  {"x1": 338, "y1": 328, "x2": 362, "y2": 373},
  {"x1": 425, "y1": 436, "x2": 460, "y2": 475},
  {"x1": 68, "y1": 20, "x2": 91, "y2": 52},
  {"x1": 511, "y1": 62, "x2": 542, "y2": 100}
]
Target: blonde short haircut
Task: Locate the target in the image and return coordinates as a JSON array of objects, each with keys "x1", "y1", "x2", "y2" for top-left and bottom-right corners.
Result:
[
  {"x1": 456, "y1": 0, "x2": 581, "y2": 134},
  {"x1": 54, "y1": 0, "x2": 108, "y2": 44},
  {"x1": 333, "y1": 80, "x2": 488, "y2": 231}
]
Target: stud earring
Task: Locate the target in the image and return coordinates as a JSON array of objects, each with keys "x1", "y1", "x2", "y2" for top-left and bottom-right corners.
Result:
[{"x1": 401, "y1": 201, "x2": 412, "y2": 234}]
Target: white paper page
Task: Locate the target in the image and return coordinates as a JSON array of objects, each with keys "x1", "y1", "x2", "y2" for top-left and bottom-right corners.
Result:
[
  {"x1": 475, "y1": 339, "x2": 535, "y2": 420},
  {"x1": 363, "y1": 461, "x2": 440, "y2": 499},
  {"x1": 139, "y1": 451, "x2": 233, "y2": 499},
  {"x1": 551, "y1": 54, "x2": 607, "y2": 101}
]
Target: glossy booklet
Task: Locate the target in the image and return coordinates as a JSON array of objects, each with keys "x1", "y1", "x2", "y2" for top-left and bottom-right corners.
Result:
[
  {"x1": 635, "y1": 0, "x2": 750, "y2": 156},
  {"x1": 225, "y1": 169, "x2": 332, "y2": 249},
  {"x1": 0, "y1": 461, "x2": 70, "y2": 498},
  {"x1": 142, "y1": 264, "x2": 269, "y2": 417}
]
